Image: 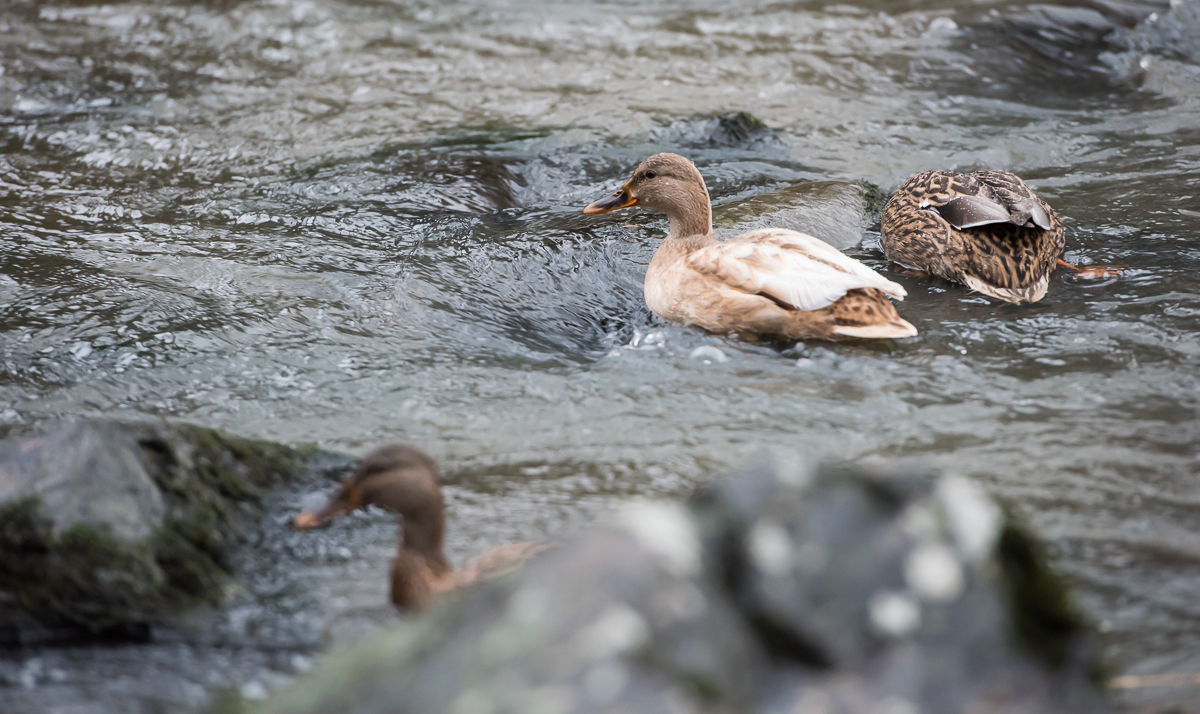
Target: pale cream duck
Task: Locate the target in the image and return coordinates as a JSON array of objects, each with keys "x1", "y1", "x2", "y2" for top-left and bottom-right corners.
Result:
[
  {"x1": 584, "y1": 153, "x2": 917, "y2": 340},
  {"x1": 295, "y1": 444, "x2": 543, "y2": 610}
]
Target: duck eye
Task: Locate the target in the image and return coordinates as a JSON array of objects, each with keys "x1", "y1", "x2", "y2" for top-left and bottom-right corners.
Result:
[{"x1": 644, "y1": 170, "x2": 657, "y2": 179}]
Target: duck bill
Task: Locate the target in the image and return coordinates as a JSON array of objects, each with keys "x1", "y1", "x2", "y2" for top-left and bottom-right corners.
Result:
[
  {"x1": 294, "y1": 493, "x2": 354, "y2": 530},
  {"x1": 294, "y1": 509, "x2": 331, "y2": 529},
  {"x1": 583, "y1": 188, "x2": 638, "y2": 214}
]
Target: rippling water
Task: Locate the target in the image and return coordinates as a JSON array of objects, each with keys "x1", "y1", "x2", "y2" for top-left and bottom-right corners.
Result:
[{"x1": 2, "y1": 0, "x2": 1199, "y2": 710}]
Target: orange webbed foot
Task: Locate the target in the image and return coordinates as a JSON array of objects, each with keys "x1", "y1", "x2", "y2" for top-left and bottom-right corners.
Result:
[
  {"x1": 1057, "y1": 259, "x2": 1126, "y2": 280},
  {"x1": 1071, "y1": 265, "x2": 1126, "y2": 280},
  {"x1": 892, "y1": 266, "x2": 930, "y2": 279}
]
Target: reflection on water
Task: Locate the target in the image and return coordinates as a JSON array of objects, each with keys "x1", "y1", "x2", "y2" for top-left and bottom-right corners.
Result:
[{"x1": 2, "y1": 0, "x2": 1199, "y2": 710}]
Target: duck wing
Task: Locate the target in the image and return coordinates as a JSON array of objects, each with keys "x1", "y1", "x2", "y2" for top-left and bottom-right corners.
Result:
[
  {"x1": 686, "y1": 228, "x2": 906, "y2": 312},
  {"x1": 934, "y1": 171, "x2": 1053, "y2": 231},
  {"x1": 460, "y1": 542, "x2": 546, "y2": 584}
]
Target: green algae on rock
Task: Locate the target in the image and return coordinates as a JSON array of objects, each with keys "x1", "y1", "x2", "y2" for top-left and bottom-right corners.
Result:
[{"x1": 0, "y1": 419, "x2": 347, "y2": 642}]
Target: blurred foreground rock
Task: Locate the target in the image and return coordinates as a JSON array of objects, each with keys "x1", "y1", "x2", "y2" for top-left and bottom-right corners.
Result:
[
  {"x1": 250, "y1": 457, "x2": 1108, "y2": 714},
  {"x1": 0, "y1": 419, "x2": 349, "y2": 643}
]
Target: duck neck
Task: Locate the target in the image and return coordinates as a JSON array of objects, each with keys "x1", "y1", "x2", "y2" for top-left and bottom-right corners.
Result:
[
  {"x1": 357, "y1": 468, "x2": 453, "y2": 576},
  {"x1": 401, "y1": 512, "x2": 451, "y2": 576},
  {"x1": 662, "y1": 183, "x2": 715, "y2": 249}
]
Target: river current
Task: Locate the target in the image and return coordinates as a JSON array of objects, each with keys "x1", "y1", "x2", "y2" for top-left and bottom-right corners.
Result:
[{"x1": 1, "y1": 0, "x2": 1199, "y2": 711}]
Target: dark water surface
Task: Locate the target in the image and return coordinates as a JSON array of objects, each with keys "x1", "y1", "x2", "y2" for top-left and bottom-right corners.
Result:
[{"x1": 2, "y1": 0, "x2": 1199, "y2": 710}]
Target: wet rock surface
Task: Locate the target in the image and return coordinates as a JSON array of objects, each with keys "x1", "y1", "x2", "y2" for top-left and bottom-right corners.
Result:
[
  {"x1": 713, "y1": 180, "x2": 885, "y2": 250},
  {"x1": 0, "y1": 419, "x2": 351, "y2": 643},
  {"x1": 251, "y1": 457, "x2": 1107, "y2": 714}
]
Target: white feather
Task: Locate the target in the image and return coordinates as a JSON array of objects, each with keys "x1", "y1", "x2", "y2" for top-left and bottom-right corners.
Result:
[
  {"x1": 833, "y1": 321, "x2": 918, "y2": 338},
  {"x1": 687, "y1": 228, "x2": 907, "y2": 312}
]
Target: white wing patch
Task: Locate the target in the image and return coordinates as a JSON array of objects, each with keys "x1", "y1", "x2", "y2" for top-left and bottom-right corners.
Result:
[{"x1": 686, "y1": 228, "x2": 906, "y2": 312}]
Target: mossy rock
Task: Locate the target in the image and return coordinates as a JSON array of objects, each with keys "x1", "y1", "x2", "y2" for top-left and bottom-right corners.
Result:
[{"x1": 0, "y1": 419, "x2": 347, "y2": 641}]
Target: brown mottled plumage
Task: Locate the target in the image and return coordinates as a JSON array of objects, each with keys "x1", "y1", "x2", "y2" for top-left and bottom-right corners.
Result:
[
  {"x1": 294, "y1": 444, "x2": 543, "y2": 610},
  {"x1": 584, "y1": 153, "x2": 917, "y2": 340},
  {"x1": 881, "y1": 170, "x2": 1065, "y2": 304}
]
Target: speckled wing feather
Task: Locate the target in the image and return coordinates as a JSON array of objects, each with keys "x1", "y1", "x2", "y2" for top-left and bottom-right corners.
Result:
[
  {"x1": 934, "y1": 172, "x2": 1053, "y2": 231},
  {"x1": 937, "y1": 195, "x2": 1017, "y2": 229},
  {"x1": 685, "y1": 228, "x2": 906, "y2": 312},
  {"x1": 972, "y1": 170, "x2": 1054, "y2": 230}
]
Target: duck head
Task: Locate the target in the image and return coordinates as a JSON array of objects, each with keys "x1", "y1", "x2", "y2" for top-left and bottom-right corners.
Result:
[
  {"x1": 584, "y1": 153, "x2": 713, "y2": 239},
  {"x1": 294, "y1": 444, "x2": 442, "y2": 530}
]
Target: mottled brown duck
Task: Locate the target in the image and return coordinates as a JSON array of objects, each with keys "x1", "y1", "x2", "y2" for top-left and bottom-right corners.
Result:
[
  {"x1": 583, "y1": 153, "x2": 916, "y2": 340},
  {"x1": 294, "y1": 444, "x2": 543, "y2": 610},
  {"x1": 880, "y1": 169, "x2": 1118, "y2": 304}
]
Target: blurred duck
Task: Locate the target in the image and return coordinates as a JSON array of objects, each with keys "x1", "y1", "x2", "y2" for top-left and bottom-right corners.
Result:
[
  {"x1": 295, "y1": 444, "x2": 543, "y2": 610},
  {"x1": 583, "y1": 153, "x2": 916, "y2": 340},
  {"x1": 881, "y1": 169, "x2": 1119, "y2": 304}
]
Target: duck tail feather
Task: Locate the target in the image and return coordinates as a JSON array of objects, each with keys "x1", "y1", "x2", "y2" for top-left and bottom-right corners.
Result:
[
  {"x1": 962, "y1": 274, "x2": 1049, "y2": 304},
  {"x1": 832, "y1": 319, "x2": 918, "y2": 339}
]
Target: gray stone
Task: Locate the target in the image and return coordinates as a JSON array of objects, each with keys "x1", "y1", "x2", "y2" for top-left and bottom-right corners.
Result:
[
  {"x1": 0, "y1": 421, "x2": 166, "y2": 543},
  {"x1": 0, "y1": 419, "x2": 349, "y2": 641}
]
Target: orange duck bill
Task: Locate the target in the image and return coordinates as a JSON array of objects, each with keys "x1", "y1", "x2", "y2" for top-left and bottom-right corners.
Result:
[
  {"x1": 294, "y1": 508, "x2": 333, "y2": 530},
  {"x1": 294, "y1": 483, "x2": 359, "y2": 530},
  {"x1": 583, "y1": 185, "x2": 637, "y2": 214}
]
